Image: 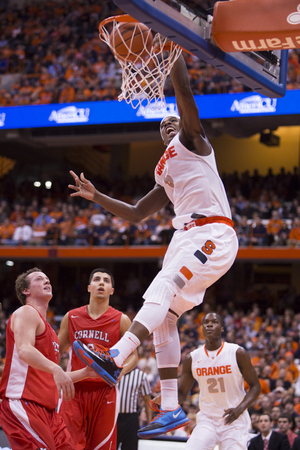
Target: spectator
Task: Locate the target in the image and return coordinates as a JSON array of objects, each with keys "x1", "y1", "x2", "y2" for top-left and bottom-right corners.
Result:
[
  {"x1": 250, "y1": 216, "x2": 268, "y2": 246},
  {"x1": 285, "y1": 352, "x2": 299, "y2": 383},
  {"x1": 45, "y1": 221, "x2": 60, "y2": 245},
  {"x1": 277, "y1": 414, "x2": 298, "y2": 447},
  {"x1": 249, "y1": 412, "x2": 260, "y2": 435},
  {"x1": 276, "y1": 222, "x2": 291, "y2": 247},
  {"x1": 0, "y1": 218, "x2": 15, "y2": 244},
  {"x1": 34, "y1": 206, "x2": 52, "y2": 227},
  {"x1": 294, "y1": 416, "x2": 300, "y2": 435},
  {"x1": 288, "y1": 218, "x2": 300, "y2": 247},
  {"x1": 237, "y1": 215, "x2": 251, "y2": 247},
  {"x1": 58, "y1": 213, "x2": 74, "y2": 245},
  {"x1": 73, "y1": 209, "x2": 89, "y2": 246},
  {"x1": 11, "y1": 218, "x2": 33, "y2": 245},
  {"x1": 10, "y1": 203, "x2": 24, "y2": 225},
  {"x1": 248, "y1": 413, "x2": 290, "y2": 450},
  {"x1": 271, "y1": 405, "x2": 283, "y2": 429},
  {"x1": 267, "y1": 210, "x2": 283, "y2": 246}
]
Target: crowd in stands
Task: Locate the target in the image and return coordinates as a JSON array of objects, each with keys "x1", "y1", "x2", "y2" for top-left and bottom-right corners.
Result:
[
  {"x1": 1, "y1": 166, "x2": 300, "y2": 248},
  {"x1": 0, "y1": 0, "x2": 300, "y2": 106}
]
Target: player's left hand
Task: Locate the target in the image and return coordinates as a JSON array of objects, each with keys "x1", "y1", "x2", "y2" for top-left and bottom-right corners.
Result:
[{"x1": 223, "y1": 406, "x2": 243, "y2": 425}]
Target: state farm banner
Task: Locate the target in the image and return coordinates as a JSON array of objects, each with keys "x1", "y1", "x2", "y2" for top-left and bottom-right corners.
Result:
[{"x1": 212, "y1": 0, "x2": 300, "y2": 52}]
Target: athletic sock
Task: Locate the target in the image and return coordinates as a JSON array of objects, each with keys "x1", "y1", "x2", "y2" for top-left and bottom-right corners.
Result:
[
  {"x1": 110, "y1": 331, "x2": 140, "y2": 367},
  {"x1": 160, "y1": 379, "x2": 179, "y2": 411}
]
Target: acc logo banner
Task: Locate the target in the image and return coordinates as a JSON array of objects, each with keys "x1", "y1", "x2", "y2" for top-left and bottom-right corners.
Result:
[
  {"x1": 49, "y1": 106, "x2": 90, "y2": 124},
  {"x1": 230, "y1": 95, "x2": 277, "y2": 115},
  {"x1": 136, "y1": 101, "x2": 178, "y2": 119}
]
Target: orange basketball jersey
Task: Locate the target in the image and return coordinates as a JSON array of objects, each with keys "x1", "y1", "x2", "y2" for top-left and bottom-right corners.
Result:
[
  {"x1": 154, "y1": 133, "x2": 231, "y2": 230},
  {"x1": 191, "y1": 342, "x2": 249, "y2": 420}
]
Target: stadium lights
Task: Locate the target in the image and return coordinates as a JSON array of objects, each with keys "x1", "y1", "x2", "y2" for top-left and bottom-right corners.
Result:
[
  {"x1": 6, "y1": 261, "x2": 14, "y2": 266},
  {"x1": 45, "y1": 181, "x2": 52, "y2": 189},
  {"x1": 34, "y1": 181, "x2": 41, "y2": 187}
]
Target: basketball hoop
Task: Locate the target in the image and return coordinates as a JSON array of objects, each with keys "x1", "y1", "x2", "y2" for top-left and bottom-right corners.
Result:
[{"x1": 99, "y1": 15, "x2": 182, "y2": 109}]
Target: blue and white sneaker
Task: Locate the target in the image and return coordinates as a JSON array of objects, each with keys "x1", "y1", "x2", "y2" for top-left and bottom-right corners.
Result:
[
  {"x1": 73, "y1": 340, "x2": 122, "y2": 387},
  {"x1": 137, "y1": 405, "x2": 189, "y2": 439}
]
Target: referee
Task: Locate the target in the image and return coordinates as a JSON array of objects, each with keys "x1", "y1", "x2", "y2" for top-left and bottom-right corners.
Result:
[{"x1": 117, "y1": 367, "x2": 152, "y2": 450}]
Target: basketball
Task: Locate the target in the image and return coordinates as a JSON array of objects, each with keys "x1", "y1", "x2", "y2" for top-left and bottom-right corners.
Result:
[{"x1": 109, "y1": 22, "x2": 153, "y2": 62}]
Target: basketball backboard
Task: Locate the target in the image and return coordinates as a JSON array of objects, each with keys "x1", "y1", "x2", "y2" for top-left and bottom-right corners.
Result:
[{"x1": 113, "y1": 0, "x2": 288, "y2": 98}]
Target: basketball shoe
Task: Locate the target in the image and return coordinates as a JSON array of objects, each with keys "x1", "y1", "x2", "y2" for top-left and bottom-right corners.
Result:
[
  {"x1": 73, "y1": 340, "x2": 122, "y2": 387},
  {"x1": 137, "y1": 403, "x2": 189, "y2": 439}
]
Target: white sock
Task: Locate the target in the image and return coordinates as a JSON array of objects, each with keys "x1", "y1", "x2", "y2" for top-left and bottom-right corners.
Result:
[
  {"x1": 160, "y1": 379, "x2": 179, "y2": 411},
  {"x1": 110, "y1": 331, "x2": 140, "y2": 367}
]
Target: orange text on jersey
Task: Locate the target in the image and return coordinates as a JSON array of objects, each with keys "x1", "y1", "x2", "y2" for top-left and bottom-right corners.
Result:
[
  {"x1": 196, "y1": 365, "x2": 232, "y2": 376},
  {"x1": 156, "y1": 146, "x2": 178, "y2": 176}
]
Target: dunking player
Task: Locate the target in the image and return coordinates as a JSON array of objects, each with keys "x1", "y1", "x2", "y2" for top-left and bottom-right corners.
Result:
[
  {"x1": 69, "y1": 51, "x2": 239, "y2": 437},
  {"x1": 168, "y1": 312, "x2": 261, "y2": 449},
  {"x1": 0, "y1": 268, "x2": 97, "y2": 450},
  {"x1": 58, "y1": 268, "x2": 138, "y2": 450}
]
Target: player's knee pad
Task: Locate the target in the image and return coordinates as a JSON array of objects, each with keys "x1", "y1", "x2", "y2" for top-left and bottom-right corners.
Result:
[
  {"x1": 134, "y1": 301, "x2": 171, "y2": 335},
  {"x1": 143, "y1": 280, "x2": 176, "y2": 306},
  {"x1": 153, "y1": 311, "x2": 181, "y2": 368}
]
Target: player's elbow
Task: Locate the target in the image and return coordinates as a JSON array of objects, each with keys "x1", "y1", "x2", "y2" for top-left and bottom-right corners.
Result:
[
  {"x1": 253, "y1": 381, "x2": 261, "y2": 398},
  {"x1": 17, "y1": 344, "x2": 31, "y2": 363}
]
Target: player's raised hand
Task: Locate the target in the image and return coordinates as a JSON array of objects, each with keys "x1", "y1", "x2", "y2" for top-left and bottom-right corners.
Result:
[{"x1": 69, "y1": 170, "x2": 96, "y2": 201}]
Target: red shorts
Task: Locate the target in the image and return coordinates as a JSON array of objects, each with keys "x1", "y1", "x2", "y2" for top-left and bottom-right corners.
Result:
[
  {"x1": 58, "y1": 382, "x2": 118, "y2": 450},
  {"x1": 0, "y1": 398, "x2": 75, "y2": 450}
]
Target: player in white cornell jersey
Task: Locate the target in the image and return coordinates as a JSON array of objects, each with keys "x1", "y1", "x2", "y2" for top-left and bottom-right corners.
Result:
[
  {"x1": 68, "y1": 52, "x2": 239, "y2": 438},
  {"x1": 176, "y1": 312, "x2": 261, "y2": 450}
]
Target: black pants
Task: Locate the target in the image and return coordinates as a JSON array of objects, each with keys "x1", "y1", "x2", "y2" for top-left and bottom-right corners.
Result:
[{"x1": 117, "y1": 413, "x2": 139, "y2": 450}]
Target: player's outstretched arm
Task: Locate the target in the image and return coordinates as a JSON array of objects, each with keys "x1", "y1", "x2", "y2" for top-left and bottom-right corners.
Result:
[
  {"x1": 69, "y1": 171, "x2": 169, "y2": 223},
  {"x1": 223, "y1": 348, "x2": 261, "y2": 425},
  {"x1": 169, "y1": 54, "x2": 210, "y2": 156}
]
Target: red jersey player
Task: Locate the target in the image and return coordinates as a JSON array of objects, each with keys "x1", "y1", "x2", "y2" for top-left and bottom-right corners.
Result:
[
  {"x1": 0, "y1": 268, "x2": 96, "y2": 450},
  {"x1": 58, "y1": 268, "x2": 138, "y2": 450}
]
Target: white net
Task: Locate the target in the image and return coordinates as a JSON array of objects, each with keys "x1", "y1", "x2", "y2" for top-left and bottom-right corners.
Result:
[{"x1": 99, "y1": 15, "x2": 182, "y2": 109}]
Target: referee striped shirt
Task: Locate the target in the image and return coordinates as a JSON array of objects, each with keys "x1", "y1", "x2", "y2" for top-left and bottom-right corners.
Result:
[{"x1": 118, "y1": 368, "x2": 151, "y2": 413}]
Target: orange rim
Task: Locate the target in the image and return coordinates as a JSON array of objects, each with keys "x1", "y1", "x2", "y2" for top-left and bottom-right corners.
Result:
[
  {"x1": 99, "y1": 14, "x2": 140, "y2": 38},
  {"x1": 98, "y1": 15, "x2": 190, "y2": 56}
]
